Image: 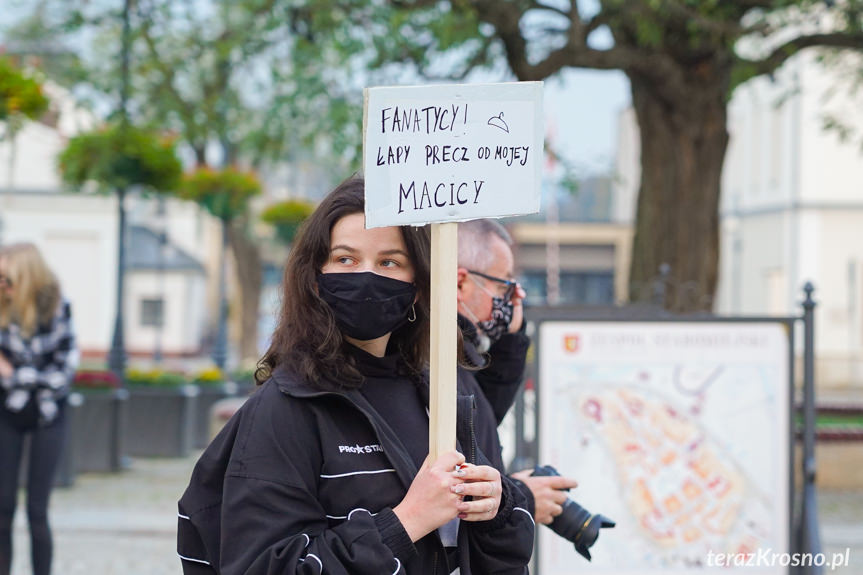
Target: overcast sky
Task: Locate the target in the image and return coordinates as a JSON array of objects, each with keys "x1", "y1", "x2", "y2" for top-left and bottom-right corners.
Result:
[{"x1": 544, "y1": 68, "x2": 630, "y2": 176}]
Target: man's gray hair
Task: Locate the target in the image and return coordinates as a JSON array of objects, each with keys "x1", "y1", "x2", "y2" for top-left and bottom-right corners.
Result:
[{"x1": 457, "y1": 219, "x2": 513, "y2": 271}]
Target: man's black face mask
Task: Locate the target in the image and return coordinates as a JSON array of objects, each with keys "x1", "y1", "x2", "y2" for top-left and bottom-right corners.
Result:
[{"x1": 317, "y1": 272, "x2": 416, "y2": 341}]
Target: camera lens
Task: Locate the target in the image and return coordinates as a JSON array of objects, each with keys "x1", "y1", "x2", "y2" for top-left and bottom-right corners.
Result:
[{"x1": 531, "y1": 465, "x2": 615, "y2": 561}]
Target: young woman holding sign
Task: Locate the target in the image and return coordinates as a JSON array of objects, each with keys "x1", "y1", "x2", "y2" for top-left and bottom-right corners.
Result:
[{"x1": 178, "y1": 176, "x2": 534, "y2": 575}]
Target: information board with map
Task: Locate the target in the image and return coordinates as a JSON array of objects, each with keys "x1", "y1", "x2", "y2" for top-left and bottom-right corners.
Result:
[{"x1": 537, "y1": 321, "x2": 791, "y2": 574}]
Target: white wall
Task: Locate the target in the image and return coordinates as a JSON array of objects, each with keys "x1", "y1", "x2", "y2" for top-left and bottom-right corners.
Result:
[
  {"x1": 0, "y1": 122, "x2": 65, "y2": 191},
  {"x1": 612, "y1": 107, "x2": 639, "y2": 225},
  {"x1": 721, "y1": 60, "x2": 798, "y2": 215},
  {"x1": 0, "y1": 192, "x2": 118, "y2": 352},
  {"x1": 127, "y1": 270, "x2": 206, "y2": 354},
  {"x1": 799, "y1": 52, "x2": 863, "y2": 204},
  {"x1": 721, "y1": 52, "x2": 863, "y2": 387}
]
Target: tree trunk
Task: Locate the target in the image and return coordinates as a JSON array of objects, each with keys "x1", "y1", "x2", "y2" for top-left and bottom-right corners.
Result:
[
  {"x1": 627, "y1": 64, "x2": 730, "y2": 312},
  {"x1": 227, "y1": 217, "x2": 262, "y2": 364}
]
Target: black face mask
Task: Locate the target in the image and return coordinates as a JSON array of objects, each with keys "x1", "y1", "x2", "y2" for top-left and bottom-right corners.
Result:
[{"x1": 317, "y1": 272, "x2": 416, "y2": 341}]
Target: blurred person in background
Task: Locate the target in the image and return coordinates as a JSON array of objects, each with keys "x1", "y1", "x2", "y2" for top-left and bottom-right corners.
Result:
[
  {"x1": 457, "y1": 219, "x2": 579, "y2": 525},
  {"x1": 0, "y1": 243, "x2": 78, "y2": 575}
]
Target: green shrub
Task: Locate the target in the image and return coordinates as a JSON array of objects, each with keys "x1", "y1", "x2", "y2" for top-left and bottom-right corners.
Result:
[
  {"x1": 179, "y1": 167, "x2": 261, "y2": 221},
  {"x1": 58, "y1": 124, "x2": 182, "y2": 193},
  {"x1": 261, "y1": 199, "x2": 316, "y2": 244},
  {"x1": 0, "y1": 57, "x2": 49, "y2": 121}
]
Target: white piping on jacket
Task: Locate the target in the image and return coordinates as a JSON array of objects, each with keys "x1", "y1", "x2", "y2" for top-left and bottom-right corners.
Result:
[{"x1": 319, "y1": 468, "x2": 396, "y2": 479}]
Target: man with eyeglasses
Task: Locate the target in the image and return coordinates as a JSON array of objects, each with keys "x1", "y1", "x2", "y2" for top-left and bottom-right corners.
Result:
[{"x1": 457, "y1": 219, "x2": 579, "y2": 527}]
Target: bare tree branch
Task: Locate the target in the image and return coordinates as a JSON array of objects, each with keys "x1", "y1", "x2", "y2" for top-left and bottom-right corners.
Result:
[
  {"x1": 583, "y1": 10, "x2": 611, "y2": 40},
  {"x1": 467, "y1": 0, "x2": 686, "y2": 98},
  {"x1": 738, "y1": 32, "x2": 863, "y2": 77},
  {"x1": 721, "y1": 0, "x2": 780, "y2": 10},
  {"x1": 449, "y1": 35, "x2": 496, "y2": 80},
  {"x1": 527, "y1": 0, "x2": 570, "y2": 19}
]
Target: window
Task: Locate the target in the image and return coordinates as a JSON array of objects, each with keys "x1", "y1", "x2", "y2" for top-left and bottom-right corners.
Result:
[
  {"x1": 519, "y1": 271, "x2": 615, "y2": 306},
  {"x1": 140, "y1": 298, "x2": 165, "y2": 328}
]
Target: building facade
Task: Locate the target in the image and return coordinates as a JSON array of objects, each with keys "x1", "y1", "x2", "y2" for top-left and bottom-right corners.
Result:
[
  {"x1": 0, "y1": 84, "x2": 216, "y2": 360},
  {"x1": 615, "y1": 50, "x2": 863, "y2": 390}
]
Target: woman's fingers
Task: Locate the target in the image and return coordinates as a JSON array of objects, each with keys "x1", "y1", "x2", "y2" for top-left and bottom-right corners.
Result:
[
  {"x1": 450, "y1": 480, "x2": 497, "y2": 498},
  {"x1": 394, "y1": 451, "x2": 469, "y2": 541},
  {"x1": 457, "y1": 496, "x2": 500, "y2": 519},
  {"x1": 455, "y1": 463, "x2": 498, "y2": 482},
  {"x1": 449, "y1": 464, "x2": 502, "y2": 521},
  {"x1": 434, "y1": 450, "x2": 466, "y2": 473}
]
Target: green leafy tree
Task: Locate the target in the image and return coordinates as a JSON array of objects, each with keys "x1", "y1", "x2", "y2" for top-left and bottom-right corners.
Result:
[
  {"x1": 19, "y1": 0, "x2": 863, "y2": 316},
  {"x1": 11, "y1": 0, "x2": 344, "y2": 361},
  {"x1": 0, "y1": 3, "x2": 87, "y2": 90},
  {"x1": 289, "y1": 0, "x2": 863, "y2": 311},
  {"x1": 115, "y1": 0, "x2": 358, "y2": 360}
]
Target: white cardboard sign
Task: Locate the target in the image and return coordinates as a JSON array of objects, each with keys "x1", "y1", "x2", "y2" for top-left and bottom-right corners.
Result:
[{"x1": 363, "y1": 82, "x2": 543, "y2": 228}]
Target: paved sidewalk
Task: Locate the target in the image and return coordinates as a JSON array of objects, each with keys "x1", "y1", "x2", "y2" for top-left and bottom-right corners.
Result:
[
  {"x1": 12, "y1": 454, "x2": 200, "y2": 575},
  {"x1": 9, "y1": 454, "x2": 863, "y2": 574},
  {"x1": 817, "y1": 490, "x2": 863, "y2": 574}
]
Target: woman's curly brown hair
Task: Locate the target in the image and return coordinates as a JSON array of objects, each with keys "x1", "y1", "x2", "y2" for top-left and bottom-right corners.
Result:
[{"x1": 255, "y1": 176, "x2": 430, "y2": 389}]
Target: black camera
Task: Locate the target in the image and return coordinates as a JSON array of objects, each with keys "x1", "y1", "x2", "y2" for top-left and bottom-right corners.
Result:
[{"x1": 531, "y1": 465, "x2": 615, "y2": 561}]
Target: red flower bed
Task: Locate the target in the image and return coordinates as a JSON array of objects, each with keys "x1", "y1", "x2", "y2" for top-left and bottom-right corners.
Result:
[{"x1": 73, "y1": 370, "x2": 122, "y2": 390}]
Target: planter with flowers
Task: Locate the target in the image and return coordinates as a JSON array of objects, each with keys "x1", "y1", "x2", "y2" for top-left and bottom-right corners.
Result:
[
  {"x1": 125, "y1": 369, "x2": 199, "y2": 457},
  {"x1": 260, "y1": 199, "x2": 316, "y2": 246},
  {"x1": 191, "y1": 367, "x2": 238, "y2": 448},
  {"x1": 69, "y1": 370, "x2": 128, "y2": 473}
]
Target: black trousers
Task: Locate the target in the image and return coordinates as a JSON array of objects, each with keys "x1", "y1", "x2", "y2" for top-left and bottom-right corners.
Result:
[{"x1": 0, "y1": 407, "x2": 67, "y2": 575}]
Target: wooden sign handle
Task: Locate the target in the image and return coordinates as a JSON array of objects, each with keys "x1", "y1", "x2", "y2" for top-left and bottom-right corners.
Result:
[{"x1": 429, "y1": 222, "x2": 458, "y2": 461}]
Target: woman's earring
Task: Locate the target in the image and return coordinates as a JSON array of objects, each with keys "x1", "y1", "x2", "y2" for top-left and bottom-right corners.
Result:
[{"x1": 408, "y1": 304, "x2": 417, "y2": 323}]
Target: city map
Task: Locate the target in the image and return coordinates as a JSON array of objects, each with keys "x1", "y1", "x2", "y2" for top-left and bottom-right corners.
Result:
[{"x1": 538, "y1": 322, "x2": 790, "y2": 574}]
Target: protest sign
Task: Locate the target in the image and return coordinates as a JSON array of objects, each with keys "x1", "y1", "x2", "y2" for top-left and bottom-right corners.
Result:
[
  {"x1": 363, "y1": 82, "x2": 543, "y2": 459},
  {"x1": 364, "y1": 82, "x2": 543, "y2": 228}
]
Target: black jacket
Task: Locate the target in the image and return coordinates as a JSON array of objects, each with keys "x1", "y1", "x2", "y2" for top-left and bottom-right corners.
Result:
[
  {"x1": 457, "y1": 315, "x2": 533, "y2": 516},
  {"x1": 457, "y1": 315, "x2": 530, "y2": 427},
  {"x1": 178, "y1": 366, "x2": 534, "y2": 575}
]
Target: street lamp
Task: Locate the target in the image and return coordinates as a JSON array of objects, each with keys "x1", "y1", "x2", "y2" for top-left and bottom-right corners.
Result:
[
  {"x1": 107, "y1": 0, "x2": 132, "y2": 379},
  {"x1": 153, "y1": 196, "x2": 167, "y2": 364},
  {"x1": 211, "y1": 219, "x2": 229, "y2": 370}
]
